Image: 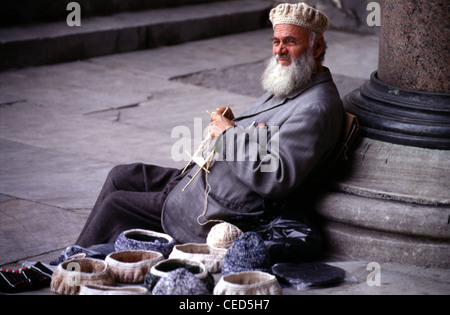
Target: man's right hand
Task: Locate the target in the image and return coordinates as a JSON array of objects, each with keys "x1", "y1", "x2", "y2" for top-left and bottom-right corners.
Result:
[{"x1": 211, "y1": 106, "x2": 235, "y2": 121}]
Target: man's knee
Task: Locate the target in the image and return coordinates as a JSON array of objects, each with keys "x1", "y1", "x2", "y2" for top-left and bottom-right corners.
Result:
[{"x1": 107, "y1": 163, "x2": 142, "y2": 184}]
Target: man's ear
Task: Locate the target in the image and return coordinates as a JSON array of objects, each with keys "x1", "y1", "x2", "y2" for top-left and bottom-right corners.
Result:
[{"x1": 313, "y1": 35, "x2": 325, "y2": 59}]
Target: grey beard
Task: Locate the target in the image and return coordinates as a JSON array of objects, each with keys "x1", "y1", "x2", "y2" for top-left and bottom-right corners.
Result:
[{"x1": 261, "y1": 51, "x2": 316, "y2": 98}]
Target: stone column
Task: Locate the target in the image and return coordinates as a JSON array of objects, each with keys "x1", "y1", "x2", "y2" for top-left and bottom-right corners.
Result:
[
  {"x1": 315, "y1": 0, "x2": 450, "y2": 267},
  {"x1": 378, "y1": 0, "x2": 449, "y2": 94}
]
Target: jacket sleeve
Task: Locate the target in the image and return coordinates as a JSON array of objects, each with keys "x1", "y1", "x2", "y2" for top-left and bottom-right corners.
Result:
[{"x1": 214, "y1": 101, "x2": 338, "y2": 199}]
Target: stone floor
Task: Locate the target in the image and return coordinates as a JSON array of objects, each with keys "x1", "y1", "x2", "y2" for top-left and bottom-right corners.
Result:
[{"x1": 1, "y1": 28, "x2": 449, "y2": 295}]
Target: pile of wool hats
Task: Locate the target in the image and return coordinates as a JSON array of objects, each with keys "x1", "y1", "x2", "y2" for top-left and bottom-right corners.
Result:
[
  {"x1": 49, "y1": 225, "x2": 285, "y2": 295},
  {"x1": 50, "y1": 229, "x2": 177, "y2": 295}
]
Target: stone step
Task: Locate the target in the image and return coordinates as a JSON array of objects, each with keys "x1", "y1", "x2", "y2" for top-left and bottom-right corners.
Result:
[
  {"x1": 0, "y1": 0, "x2": 272, "y2": 71},
  {"x1": 1, "y1": 0, "x2": 233, "y2": 26}
]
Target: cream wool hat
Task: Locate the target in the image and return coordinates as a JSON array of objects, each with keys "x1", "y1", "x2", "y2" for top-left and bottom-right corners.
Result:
[
  {"x1": 214, "y1": 271, "x2": 282, "y2": 295},
  {"x1": 169, "y1": 243, "x2": 227, "y2": 273},
  {"x1": 105, "y1": 250, "x2": 164, "y2": 283},
  {"x1": 269, "y1": 2, "x2": 328, "y2": 34},
  {"x1": 79, "y1": 284, "x2": 149, "y2": 295},
  {"x1": 50, "y1": 258, "x2": 115, "y2": 295}
]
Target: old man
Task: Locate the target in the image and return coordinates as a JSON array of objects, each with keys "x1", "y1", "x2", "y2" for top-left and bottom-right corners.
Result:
[{"x1": 76, "y1": 2, "x2": 344, "y2": 260}]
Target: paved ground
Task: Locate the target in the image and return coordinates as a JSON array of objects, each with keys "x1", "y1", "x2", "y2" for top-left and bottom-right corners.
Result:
[{"x1": 1, "y1": 28, "x2": 449, "y2": 295}]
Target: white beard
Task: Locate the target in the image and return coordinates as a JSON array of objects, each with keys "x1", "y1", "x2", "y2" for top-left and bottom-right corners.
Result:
[{"x1": 261, "y1": 50, "x2": 316, "y2": 97}]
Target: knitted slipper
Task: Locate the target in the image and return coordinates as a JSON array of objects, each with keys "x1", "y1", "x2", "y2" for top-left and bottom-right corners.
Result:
[
  {"x1": 79, "y1": 284, "x2": 149, "y2": 295},
  {"x1": 105, "y1": 250, "x2": 164, "y2": 283},
  {"x1": 214, "y1": 271, "x2": 282, "y2": 295},
  {"x1": 144, "y1": 258, "x2": 215, "y2": 293},
  {"x1": 50, "y1": 258, "x2": 115, "y2": 295},
  {"x1": 115, "y1": 229, "x2": 175, "y2": 258},
  {"x1": 169, "y1": 243, "x2": 227, "y2": 273},
  {"x1": 0, "y1": 262, "x2": 52, "y2": 293}
]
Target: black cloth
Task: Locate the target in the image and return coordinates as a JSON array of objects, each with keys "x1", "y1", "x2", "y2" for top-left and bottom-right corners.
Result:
[{"x1": 76, "y1": 163, "x2": 185, "y2": 247}]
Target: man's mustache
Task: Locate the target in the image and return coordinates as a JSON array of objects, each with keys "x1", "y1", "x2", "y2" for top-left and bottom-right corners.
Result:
[{"x1": 275, "y1": 54, "x2": 294, "y2": 62}]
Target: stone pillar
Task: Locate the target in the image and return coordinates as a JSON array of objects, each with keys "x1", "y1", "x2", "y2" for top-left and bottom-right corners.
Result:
[
  {"x1": 315, "y1": 0, "x2": 450, "y2": 268},
  {"x1": 378, "y1": 0, "x2": 449, "y2": 93}
]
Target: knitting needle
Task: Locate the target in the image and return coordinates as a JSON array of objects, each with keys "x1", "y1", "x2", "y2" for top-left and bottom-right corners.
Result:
[
  {"x1": 206, "y1": 107, "x2": 229, "y2": 117},
  {"x1": 185, "y1": 151, "x2": 210, "y2": 173},
  {"x1": 182, "y1": 150, "x2": 215, "y2": 192},
  {"x1": 182, "y1": 107, "x2": 229, "y2": 174},
  {"x1": 182, "y1": 164, "x2": 203, "y2": 192}
]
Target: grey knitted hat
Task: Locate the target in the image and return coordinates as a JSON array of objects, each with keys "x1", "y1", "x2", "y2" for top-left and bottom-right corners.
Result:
[
  {"x1": 144, "y1": 258, "x2": 215, "y2": 292},
  {"x1": 221, "y1": 232, "x2": 271, "y2": 275},
  {"x1": 152, "y1": 268, "x2": 210, "y2": 295}
]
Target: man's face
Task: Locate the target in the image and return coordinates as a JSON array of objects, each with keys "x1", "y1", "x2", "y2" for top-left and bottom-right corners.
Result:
[{"x1": 272, "y1": 24, "x2": 312, "y2": 66}]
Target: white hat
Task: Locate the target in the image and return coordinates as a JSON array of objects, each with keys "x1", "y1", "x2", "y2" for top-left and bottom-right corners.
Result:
[{"x1": 270, "y1": 2, "x2": 329, "y2": 34}]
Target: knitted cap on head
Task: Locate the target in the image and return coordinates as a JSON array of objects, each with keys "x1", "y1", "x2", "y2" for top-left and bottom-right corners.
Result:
[
  {"x1": 269, "y1": 2, "x2": 328, "y2": 34},
  {"x1": 221, "y1": 232, "x2": 271, "y2": 275},
  {"x1": 152, "y1": 268, "x2": 210, "y2": 295}
]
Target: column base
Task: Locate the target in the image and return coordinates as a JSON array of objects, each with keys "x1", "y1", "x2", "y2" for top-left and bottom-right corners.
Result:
[
  {"x1": 315, "y1": 138, "x2": 450, "y2": 268},
  {"x1": 344, "y1": 72, "x2": 450, "y2": 150}
]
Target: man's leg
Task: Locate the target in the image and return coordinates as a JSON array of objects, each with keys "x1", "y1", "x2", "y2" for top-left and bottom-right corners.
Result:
[{"x1": 76, "y1": 163, "x2": 183, "y2": 247}]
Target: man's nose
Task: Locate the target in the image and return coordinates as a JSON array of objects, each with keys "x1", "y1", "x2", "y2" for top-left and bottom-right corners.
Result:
[{"x1": 274, "y1": 43, "x2": 288, "y2": 56}]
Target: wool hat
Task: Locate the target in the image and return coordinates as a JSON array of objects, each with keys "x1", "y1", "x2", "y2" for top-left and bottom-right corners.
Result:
[
  {"x1": 152, "y1": 268, "x2": 210, "y2": 295},
  {"x1": 144, "y1": 258, "x2": 215, "y2": 293},
  {"x1": 169, "y1": 243, "x2": 227, "y2": 273},
  {"x1": 114, "y1": 229, "x2": 176, "y2": 258},
  {"x1": 50, "y1": 258, "x2": 115, "y2": 295},
  {"x1": 206, "y1": 222, "x2": 243, "y2": 249},
  {"x1": 269, "y1": 2, "x2": 328, "y2": 35},
  {"x1": 105, "y1": 250, "x2": 164, "y2": 283},
  {"x1": 50, "y1": 245, "x2": 105, "y2": 266},
  {"x1": 221, "y1": 232, "x2": 271, "y2": 276},
  {"x1": 79, "y1": 283, "x2": 149, "y2": 295},
  {"x1": 214, "y1": 271, "x2": 282, "y2": 295}
]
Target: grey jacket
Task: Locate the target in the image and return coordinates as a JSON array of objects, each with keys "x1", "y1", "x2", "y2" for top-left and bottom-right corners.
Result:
[{"x1": 162, "y1": 68, "x2": 344, "y2": 243}]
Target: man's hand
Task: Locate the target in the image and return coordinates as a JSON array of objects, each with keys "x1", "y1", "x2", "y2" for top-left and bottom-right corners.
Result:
[{"x1": 209, "y1": 106, "x2": 236, "y2": 139}]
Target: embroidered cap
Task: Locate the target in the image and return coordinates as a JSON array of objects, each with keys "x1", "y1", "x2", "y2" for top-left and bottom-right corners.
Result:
[{"x1": 269, "y1": 2, "x2": 329, "y2": 34}]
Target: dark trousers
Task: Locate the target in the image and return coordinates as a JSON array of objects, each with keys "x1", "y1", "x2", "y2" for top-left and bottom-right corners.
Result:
[{"x1": 76, "y1": 163, "x2": 184, "y2": 247}]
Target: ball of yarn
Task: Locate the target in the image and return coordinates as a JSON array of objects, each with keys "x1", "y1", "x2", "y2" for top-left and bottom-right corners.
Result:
[{"x1": 207, "y1": 222, "x2": 243, "y2": 249}]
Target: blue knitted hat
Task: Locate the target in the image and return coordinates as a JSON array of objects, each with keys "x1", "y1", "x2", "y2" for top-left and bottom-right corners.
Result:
[
  {"x1": 222, "y1": 232, "x2": 271, "y2": 275},
  {"x1": 114, "y1": 229, "x2": 176, "y2": 258}
]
